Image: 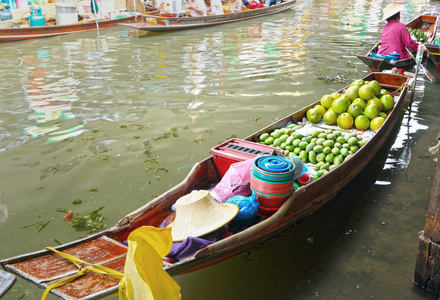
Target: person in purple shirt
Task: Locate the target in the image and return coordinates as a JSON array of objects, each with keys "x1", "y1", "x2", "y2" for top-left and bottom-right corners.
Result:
[{"x1": 377, "y1": 3, "x2": 420, "y2": 60}]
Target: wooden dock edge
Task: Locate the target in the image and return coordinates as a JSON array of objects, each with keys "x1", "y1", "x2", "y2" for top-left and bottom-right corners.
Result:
[{"x1": 414, "y1": 143, "x2": 440, "y2": 294}]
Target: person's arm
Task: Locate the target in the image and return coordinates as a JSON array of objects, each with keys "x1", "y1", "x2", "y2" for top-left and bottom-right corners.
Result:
[{"x1": 400, "y1": 25, "x2": 419, "y2": 52}]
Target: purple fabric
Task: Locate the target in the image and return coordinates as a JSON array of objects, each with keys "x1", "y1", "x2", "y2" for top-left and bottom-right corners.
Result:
[
  {"x1": 160, "y1": 220, "x2": 227, "y2": 261},
  {"x1": 378, "y1": 20, "x2": 419, "y2": 59}
]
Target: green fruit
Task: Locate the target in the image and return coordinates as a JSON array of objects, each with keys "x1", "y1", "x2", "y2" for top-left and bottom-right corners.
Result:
[
  {"x1": 316, "y1": 153, "x2": 326, "y2": 162},
  {"x1": 294, "y1": 147, "x2": 301, "y2": 154},
  {"x1": 265, "y1": 137, "x2": 274, "y2": 145},
  {"x1": 307, "y1": 108, "x2": 322, "y2": 124},
  {"x1": 355, "y1": 115, "x2": 370, "y2": 130},
  {"x1": 331, "y1": 147, "x2": 340, "y2": 156},
  {"x1": 348, "y1": 136, "x2": 358, "y2": 146},
  {"x1": 316, "y1": 138, "x2": 326, "y2": 145},
  {"x1": 340, "y1": 148, "x2": 349, "y2": 157},
  {"x1": 337, "y1": 113, "x2": 354, "y2": 129},
  {"x1": 347, "y1": 103, "x2": 364, "y2": 119},
  {"x1": 345, "y1": 86, "x2": 360, "y2": 101},
  {"x1": 286, "y1": 145, "x2": 295, "y2": 152},
  {"x1": 327, "y1": 133, "x2": 336, "y2": 141},
  {"x1": 315, "y1": 162, "x2": 325, "y2": 169},
  {"x1": 313, "y1": 145, "x2": 324, "y2": 153},
  {"x1": 320, "y1": 163, "x2": 330, "y2": 171},
  {"x1": 302, "y1": 136, "x2": 313, "y2": 143},
  {"x1": 364, "y1": 104, "x2": 381, "y2": 120},
  {"x1": 380, "y1": 94, "x2": 394, "y2": 111},
  {"x1": 321, "y1": 95, "x2": 335, "y2": 109},
  {"x1": 314, "y1": 105, "x2": 327, "y2": 118},
  {"x1": 323, "y1": 110, "x2": 338, "y2": 125},
  {"x1": 359, "y1": 85, "x2": 375, "y2": 100},
  {"x1": 323, "y1": 140, "x2": 335, "y2": 148},
  {"x1": 334, "y1": 154, "x2": 344, "y2": 166},
  {"x1": 299, "y1": 141, "x2": 308, "y2": 149},
  {"x1": 306, "y1": 143, "x2": 316, "y2": 153},
  {"x1": 299, "y1": 150, "x2": 307, "y2": 163},
  {"x1": 336, "y1": 136, "x2": 346, "y2": 144},
  {"x1": 292, "y1": 139, "x2": 301, "y2": 147},
  {"x1": 332, "y1": 96, "x2": 350, "y2": 114},
  {"x1": 309, "y1": 151, "x2": 317, "y2": 164},
  {"x1": 367, "y1": 98, "x2": 383, "y2": 111},
  {"x1": 286, "y1": 136, "x2": 294, "y2": 145},
  {"x1": 311, "y1": 130, "x2": 322, "y2": 138},
  {"x1": 352, "y1": 98, "x2": 367, "y2": 110},
  {"x1": 368, "y1": 80, "x2": 382, "y2": 97},
  {"x1": 318, "y1": 133, "x2": 328, "y2": 139},
  {"x1": 273, "y1": 138, "x2": 282, "y2": 147},
  {"x1": 325, "y1": 153, "x2": 334, "y2": 163},
  {"x1": 323, "y1": 147, "x2": 332, "y2": 154},
  {"x1": 260, "y1": 133, "x2": 269, "y2": 142}
]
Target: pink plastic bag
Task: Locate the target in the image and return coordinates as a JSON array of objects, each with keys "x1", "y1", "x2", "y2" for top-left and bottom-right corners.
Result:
[{"x1": 212, "y1": 158, "x2": 254, "y2": 203}]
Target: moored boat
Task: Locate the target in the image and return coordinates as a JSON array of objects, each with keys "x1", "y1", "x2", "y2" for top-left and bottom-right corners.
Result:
[
  {"x1": 0, "y1": 7, "x2": 137, "y2": 43},
  {"x1": 425, "y1": 43, "x2": 440, "y2": 73},
  {"x1": 119, "y1": 0, "x2": 297, "y2": 32},
  {"x1": 0, "y1": 72, "x2": 411, "y2": 299},
  {"x1": 357, "y1": 14, "x2": 438, "y2": 73}
]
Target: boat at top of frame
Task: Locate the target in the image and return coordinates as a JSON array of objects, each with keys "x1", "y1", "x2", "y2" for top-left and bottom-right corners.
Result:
[
  {"x1": 0, "y1": 71, "x2": 413, "y2": 300},
  {"x1": 0, "y1": 7, "x2": 137, "y2": 43},
  {"x1": 357, "y1": 14, "x2": 439, "y2": 73},
  {"x1": 119, "y1": 0, "x2": 297, "y2": 32}
]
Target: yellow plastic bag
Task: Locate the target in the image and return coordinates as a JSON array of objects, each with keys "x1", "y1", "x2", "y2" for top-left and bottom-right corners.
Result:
[{"x1": 119, "y1": 226, "x2": 181, "y2": 300}]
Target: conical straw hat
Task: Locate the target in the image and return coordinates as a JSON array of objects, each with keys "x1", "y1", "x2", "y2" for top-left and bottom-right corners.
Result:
[
  {"x1": 381, "y1": 3, "x2": 403, "y2": 21},
  {"x1": 168, "y1": 190, "x2": 239, "y2": 242}
]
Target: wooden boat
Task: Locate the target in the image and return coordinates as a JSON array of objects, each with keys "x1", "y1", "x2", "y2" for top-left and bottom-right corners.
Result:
[
  {"x1": 0, "y1": 15, "x2": 137, "y2": 43},
  {"x1": 357, "y1": 14, "x2": 438, "y2": 72},
  {"x1": 425, "y1": 43, "x2": 440, "y2": 72},
  {"x1": 0, "y1": 72, "x2": 411, "y2": 299},
  {"x1": 119, "y1": 0, "x2": 297, "y2": 32}
]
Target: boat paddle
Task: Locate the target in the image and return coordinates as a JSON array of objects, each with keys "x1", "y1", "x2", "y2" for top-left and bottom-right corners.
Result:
[
  {"x1": 409, "y1": 44, "x2": 425, "y2": 107},
  {"x1": 90, "y1": 0, "x2": 100, "y2": 36},
  {"x1": 408, "y1": 45, "x2": 438, "y2": 83}
]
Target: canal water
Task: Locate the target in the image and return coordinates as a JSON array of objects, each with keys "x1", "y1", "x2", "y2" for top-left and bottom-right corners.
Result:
[{"x1": 1, "y1": 0, "x2": 440, "y2": 299}]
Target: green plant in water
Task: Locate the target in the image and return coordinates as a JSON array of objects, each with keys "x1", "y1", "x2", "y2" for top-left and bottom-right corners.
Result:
[{"x1": 68, "y1": 207, "x2": 106, "y2": 233}]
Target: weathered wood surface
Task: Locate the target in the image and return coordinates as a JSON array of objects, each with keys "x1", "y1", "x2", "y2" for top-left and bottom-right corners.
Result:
[{"x1": 414, "y1": 144, "x2": 440, "y2": 294}]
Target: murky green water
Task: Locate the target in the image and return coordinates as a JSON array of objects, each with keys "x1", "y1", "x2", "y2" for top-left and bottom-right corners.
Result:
[{"x1": 1, "y1": 0, "x2": 440, "y2": 298}]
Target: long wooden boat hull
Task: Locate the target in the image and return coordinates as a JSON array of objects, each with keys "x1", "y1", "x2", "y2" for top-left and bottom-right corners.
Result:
[
  {"x1": 0, "y1": 16, "x2": 136, "y2": 43},
  {"x1": 120, "y1": 0, "x2": 297, "y2": 32},
  {"x1": 0, "y1": 72, "x2": 411, "y2": 299},
  {"x1": 357, "y1": 14, "x2": 438, "y2": 72}
]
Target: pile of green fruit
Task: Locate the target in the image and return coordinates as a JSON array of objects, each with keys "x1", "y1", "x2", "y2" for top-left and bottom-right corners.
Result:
[
  {"x1": 306, "y1": 78, "x2": 395, "y2": 131},
  {"x1": 258, "y1": 124, "x2": 367, "y2": 174},
  {"x1": 407, "y1": 27, "x2": 429, "y2": 42}
]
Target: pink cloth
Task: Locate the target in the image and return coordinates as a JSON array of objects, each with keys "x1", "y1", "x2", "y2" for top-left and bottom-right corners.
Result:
[{"x1": 377, "y1": 20, "x2": 419, "y2": 60}]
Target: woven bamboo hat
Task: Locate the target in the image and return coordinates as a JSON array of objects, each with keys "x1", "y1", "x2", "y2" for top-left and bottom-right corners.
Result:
[
  {"x1": 382, "y1": 3, "x2": 403, "y2": 21},
  {"x1": 168, "y1": 190, "x2": 239, "y2": 242}
]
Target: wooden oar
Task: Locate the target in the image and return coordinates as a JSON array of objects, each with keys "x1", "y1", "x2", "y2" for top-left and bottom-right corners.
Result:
[
  {"x1": 409, "y1": 45, "x2": 426, "y2": 107},
  {"x1": 408, "y1": 46, "x2": 438, "y2": 83}
]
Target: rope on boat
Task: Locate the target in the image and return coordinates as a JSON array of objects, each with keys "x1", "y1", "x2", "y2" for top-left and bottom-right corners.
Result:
[
  {"x1": 390, "y1": 82, "x2": 412, "y2": 95},
  {"x1": 40, "y1": 247, "x2": 124, "y2": 300}
]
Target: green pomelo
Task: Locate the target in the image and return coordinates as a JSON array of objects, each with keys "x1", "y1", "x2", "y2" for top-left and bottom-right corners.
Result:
[
  {"x1": 364, "y1": 104, "x2": 381, "y2": 120},
  {"x1": 380, "y1": 94, "x2": 394, "y2": 111},
  {"x1": 359, "y1": 85, "x2": 375, "y2": 101},
  {"x1": 307, "y1": 108, "x2": 322, "y2": 124},
  {"x1": 345, "y1": 86, "x2": 359, "y2": 101},
  {"x1": 355, "y1": 115, "x2": 370, "y2": 130},
  {"x1": 323, "y1": 110, "x2": 338, "y2": 125},
  {"x1": 320, "y1": 95, "x2": 335, "y2": 109},
  {"x1": 347, "y1": 103, "x2": 364, "y2": 119},
  {"x1": 332, "y1": 97, "x2": 350, "y2": 114}
]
